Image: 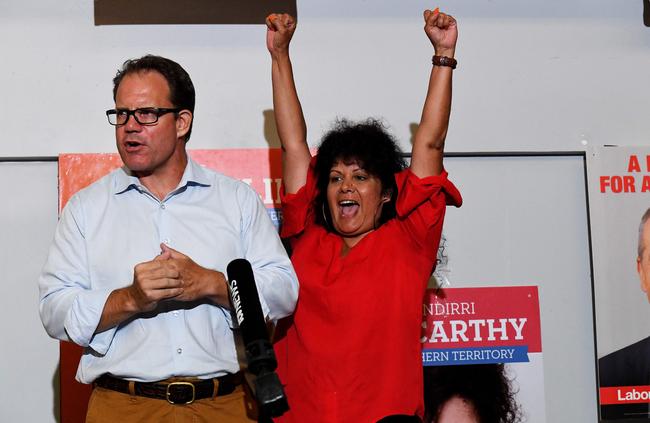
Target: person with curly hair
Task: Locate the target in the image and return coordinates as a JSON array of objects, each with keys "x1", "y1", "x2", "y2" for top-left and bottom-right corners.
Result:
[
  {"x1": 423, "y1": 364, "x2": 522, "y2": 423},
  {"x1": 266, "y1": 9, "x2": 462, "y2": 422}
]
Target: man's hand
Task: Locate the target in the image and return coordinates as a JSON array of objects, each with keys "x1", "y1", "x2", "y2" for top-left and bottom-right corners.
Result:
[
  {"x1": 423, "y1": 8, "x2": 458, "y2": 57},
  {"x1": 96, "y1": 245, "x2": 229, "y2": 334},
  {"x1": 127, "y1": 249, "x2": 184, "y2": 313},
  {"x1": 266, "y1": 13, "x2": 297, "y2": 58},
  {"x1": 159, "y1": 243, "x2": 229, "y2": 307},
  {"x1": 97, "y1": 249, "x2": 183, "y2": 332}
]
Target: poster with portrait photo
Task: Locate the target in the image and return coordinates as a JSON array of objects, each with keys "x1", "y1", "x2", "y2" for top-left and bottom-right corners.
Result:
[
  {"x1": 421, "y1": 286, "x2": 546, "y2": 423},
  {"x1": 588, "y1": 146, "x2": 650, "y2": 421}
]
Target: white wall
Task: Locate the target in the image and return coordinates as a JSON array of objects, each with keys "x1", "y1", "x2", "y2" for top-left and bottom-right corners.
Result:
[
  {"x1": 1, "y1": 0, "x2": 647, "y2": 421},
  {"x1": 0, "y1": 161, "x2": 59, "y2": 423},
  {"x1": 1, "y1": 0, "x2": 648, "y2": 158}
]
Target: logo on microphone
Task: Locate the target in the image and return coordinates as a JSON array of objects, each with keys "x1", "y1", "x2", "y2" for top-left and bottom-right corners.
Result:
[{"x1": 229, "y1": 279, "x2": 245, "y2": 325}]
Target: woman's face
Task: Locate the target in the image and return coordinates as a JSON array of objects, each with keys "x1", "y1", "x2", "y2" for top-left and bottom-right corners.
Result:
[
  {"x1": 437, "y1": 396, "x2": 480, "y2": 423},
  {"x1": 326, "y1": 160, "x2": 387, "y2": 247}
]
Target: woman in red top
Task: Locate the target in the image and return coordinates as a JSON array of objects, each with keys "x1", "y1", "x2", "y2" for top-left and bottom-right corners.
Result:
[{"x1": 266, "y1": 10, "x2": 461, "y2": 423}]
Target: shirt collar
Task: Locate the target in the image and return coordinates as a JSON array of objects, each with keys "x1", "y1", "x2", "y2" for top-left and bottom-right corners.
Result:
[{"x1": 112, "y1": 156, "x2": 211, "y2": 196}]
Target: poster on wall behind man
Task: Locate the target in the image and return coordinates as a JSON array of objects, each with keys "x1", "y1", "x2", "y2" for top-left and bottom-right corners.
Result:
[
  {"x1": 588, "y1": 146, "x2": 650, "y2": 421},
  {"x1": 421, "y1": 285, "x2": 546, "y2": 423}
]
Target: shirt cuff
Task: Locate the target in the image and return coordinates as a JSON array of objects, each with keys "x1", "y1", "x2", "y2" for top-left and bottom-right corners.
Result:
[
  {"x1": 220, "y1": 306, "x2": 236, "y2": 330},
  {"x1": 395, "y1": 169, "x2": 462, "y2": 218},
  {"x1": 64, "y1": 288, "x2": 115, "y2": 355}
]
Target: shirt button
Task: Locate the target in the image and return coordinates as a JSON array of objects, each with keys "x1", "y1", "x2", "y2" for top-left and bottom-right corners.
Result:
[
  {"x1": 177, "y1": 348, "x2": 182, "y2": 354},
  {"x1": 163, "y1": 238, "x2": 171, "y2": 245},
  {"x1": 161, "y1": 204, "x2": 166, "y2": 209}
]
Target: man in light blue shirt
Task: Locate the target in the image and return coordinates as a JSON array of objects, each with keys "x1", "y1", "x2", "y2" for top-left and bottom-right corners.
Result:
[{"x1": 39, "y1": 55, "x2": 298, "y2": 422}]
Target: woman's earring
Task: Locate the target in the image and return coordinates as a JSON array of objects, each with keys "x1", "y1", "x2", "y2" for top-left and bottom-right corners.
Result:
[{"x1": 322, "y1": 203, "x2": 331, "y2": 228}]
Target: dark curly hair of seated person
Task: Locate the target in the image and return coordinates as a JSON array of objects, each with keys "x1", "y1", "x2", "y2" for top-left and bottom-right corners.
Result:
[
  {"x1": 423, "y1": 364, "x2": 522, "y2": 423},
  {"x1": 313, "y1": 118, "x2": 407, "y2": 231}
]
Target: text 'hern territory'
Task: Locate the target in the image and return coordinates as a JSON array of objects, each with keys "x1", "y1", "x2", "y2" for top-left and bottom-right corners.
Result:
[{"x1": 421, "y1": 301, "x2": 527, "y2": 343}]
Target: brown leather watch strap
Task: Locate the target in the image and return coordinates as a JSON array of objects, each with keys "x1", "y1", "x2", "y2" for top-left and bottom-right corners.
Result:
[{"x1": 432, "y1": 55, "x2": 457, "y2": 69}]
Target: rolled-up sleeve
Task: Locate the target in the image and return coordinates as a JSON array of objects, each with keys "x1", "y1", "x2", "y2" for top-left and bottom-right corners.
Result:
[
  {"x1": 38, "y1": 195, "x2": 116, "y2": 354},
  {"x1": 279, "y1": 158, "x2": 318, "y2": 239},
  {"x1": 394, "y1": 169, "x2": 462, "y2": 261},
  {"x1": 237, "y1": 184, "x2": 299, "y2": 322}
]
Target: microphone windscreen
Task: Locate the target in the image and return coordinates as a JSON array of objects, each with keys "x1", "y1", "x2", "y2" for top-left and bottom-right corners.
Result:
[{"x1": 226, "y1": 258, "x2": 269, "y2": 346}]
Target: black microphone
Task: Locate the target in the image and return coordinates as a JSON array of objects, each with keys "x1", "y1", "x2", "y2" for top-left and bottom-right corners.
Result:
[{"x1": 226, "y1": 258, "x2": 289, "y2": 417}]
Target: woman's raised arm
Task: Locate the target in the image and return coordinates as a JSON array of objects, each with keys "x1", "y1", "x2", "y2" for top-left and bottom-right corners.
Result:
[
  {"x1": 410, "y1": 9, "x2": 458, "y2": 178},
  {"x1": 267, "y1": 13, "x2": 312, "y2": 194}
]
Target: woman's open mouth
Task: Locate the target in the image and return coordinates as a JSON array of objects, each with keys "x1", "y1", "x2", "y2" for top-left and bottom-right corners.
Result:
[{"x1": 338, "y1": 200, "x2": 359, "y2": 217}]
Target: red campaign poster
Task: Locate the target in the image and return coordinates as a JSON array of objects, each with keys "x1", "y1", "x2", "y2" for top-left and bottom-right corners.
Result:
[
  {"x1": 588, "y1": 147, "x2": 650, "y2": 421},
  {"x1": 58, "y1": 148, "x2": 281, "y2": 423},
  {"x1": 421, "y1": 286, "x2": 546, "y2": 422}
]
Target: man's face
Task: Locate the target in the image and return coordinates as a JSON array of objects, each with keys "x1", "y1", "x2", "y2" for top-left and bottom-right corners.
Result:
[
  {"x1": 114, "y1": 70, "x2": 190, "y2": 177},
  {"x1": 638, "y1": 220, "x2": 650, "y2": 302}
]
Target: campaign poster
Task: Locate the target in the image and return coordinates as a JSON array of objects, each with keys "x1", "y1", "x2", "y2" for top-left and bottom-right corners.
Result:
[
  {"x1": 58, "y1": 149, "x2": 282, "y2": 423},
  {"x1": 421, "y1": 286, "x2": 546, "y2": 422},
  {"x1": 58, "y1": 149, "x2": 283, "y2": 223},
  {"x1": 588, "y1": 147, "x2": 650, "y2": 421}
]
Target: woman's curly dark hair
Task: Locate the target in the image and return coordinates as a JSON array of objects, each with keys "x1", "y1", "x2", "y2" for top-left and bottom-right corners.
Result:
[
  {"x1": 313, "y1": 118, "x2": 406, "y2": 230},
  {"x1": 423, "y1": 364, "x2": 522, "y2": 423}
]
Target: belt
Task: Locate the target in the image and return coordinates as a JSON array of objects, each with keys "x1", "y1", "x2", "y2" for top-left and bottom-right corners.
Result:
[{"x1": 94, "y1": 373, "x2": 243, "y2": 405}]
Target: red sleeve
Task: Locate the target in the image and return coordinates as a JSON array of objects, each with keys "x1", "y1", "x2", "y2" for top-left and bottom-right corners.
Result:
[
  {"x1": 394, "y1": 169, "x2": 462, "y2": 260},
  {"x1": 280, "y1": 157, "x2": 318, "y2": 239}
]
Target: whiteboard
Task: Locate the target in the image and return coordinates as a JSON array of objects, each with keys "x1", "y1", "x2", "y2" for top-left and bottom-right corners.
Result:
[
  {"x1": 443, "y1": 154, "x2": 596, "y2": 422},
  {"x1": 0, "y1": 160, "x2": 59, "y2": 423}
]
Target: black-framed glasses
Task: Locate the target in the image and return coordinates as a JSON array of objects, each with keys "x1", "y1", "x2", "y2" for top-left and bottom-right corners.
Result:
[{"x1": 105, "y1": 107, "x2": 181, "y2": 126}]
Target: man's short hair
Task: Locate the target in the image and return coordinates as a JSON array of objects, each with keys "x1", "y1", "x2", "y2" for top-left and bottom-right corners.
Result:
[
  {"x1": 638, "y1": 208, "x2": 650, "y2": 258},
  {"x1": 112, "y1": 55, "x2": 195, "y2": 142}
]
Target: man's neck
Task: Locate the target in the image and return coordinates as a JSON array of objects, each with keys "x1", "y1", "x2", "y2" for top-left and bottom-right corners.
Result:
[{"x1": 136, "y1": 153, "x2": 188, "y2": 201}]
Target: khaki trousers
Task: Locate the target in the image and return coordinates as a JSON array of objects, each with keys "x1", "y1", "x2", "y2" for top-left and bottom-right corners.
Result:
[{"x1": 86, "y1": 384, "x2": 258, "y2": 423}]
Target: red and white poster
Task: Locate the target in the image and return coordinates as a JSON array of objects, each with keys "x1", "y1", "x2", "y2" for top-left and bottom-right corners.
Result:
[
  {"x1": 588, "y1": 147, "x2": 650, "y2": 421},
  {"x1": 58, "y1": 149, "x2": 282, "y2": 423},
  {"x1": 422, "y1": 286, "x2": 546, "y2": 422}
]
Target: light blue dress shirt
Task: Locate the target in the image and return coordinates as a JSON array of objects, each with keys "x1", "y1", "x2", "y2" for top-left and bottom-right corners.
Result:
[{"x1": 39, "y1": 157, "x2": 298, "y2": 383}]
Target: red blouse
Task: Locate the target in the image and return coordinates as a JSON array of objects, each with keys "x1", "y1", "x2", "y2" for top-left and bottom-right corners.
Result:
[{"x1": 274, "y1": 164, "x2": 461, "y2": 423}]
